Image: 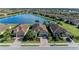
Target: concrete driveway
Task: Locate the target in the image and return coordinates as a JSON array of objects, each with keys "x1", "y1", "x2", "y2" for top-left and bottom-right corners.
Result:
[{"x1": 39, "y1": 37, "x2": 50, "y2": 47}]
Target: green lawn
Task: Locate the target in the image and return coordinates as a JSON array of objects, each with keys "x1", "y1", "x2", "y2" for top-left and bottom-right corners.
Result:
[
  {"x1": 59, "y1": 21, "x2": 79, "y2": 42},
  {"x1": 48, "y1": 38, "x2": 67, "y2": 43},
  {"x1": 22, "y1": 40, "x2": 40, "y2": 43}
]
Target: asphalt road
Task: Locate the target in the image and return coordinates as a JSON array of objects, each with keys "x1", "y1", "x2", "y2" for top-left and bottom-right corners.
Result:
[{"x1": 0, "y1": 46, "x2": 79, "y2": 50}]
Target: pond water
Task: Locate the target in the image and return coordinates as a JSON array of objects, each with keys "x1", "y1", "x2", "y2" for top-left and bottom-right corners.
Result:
[{"x1": 0, "y1": 14, "x2": 47, "y2": 24}]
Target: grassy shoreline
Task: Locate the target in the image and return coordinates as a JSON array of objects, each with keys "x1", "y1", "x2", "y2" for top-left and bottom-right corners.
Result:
[{"x1": 59, "y1": 21, "x2": 79, "y2": 42}]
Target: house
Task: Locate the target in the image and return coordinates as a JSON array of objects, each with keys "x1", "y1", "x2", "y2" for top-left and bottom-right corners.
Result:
[
  {"x1": 57, "y1": 16, "x2": 79, "y2": 27},
  {"x1": 66, "y1": 19, "x2": 79, "y2": 26},
  {"x1": 71, "y1": 19, "x2": 79, "y2": 26},
  {"x1": 32, "y1": 23, "x2": 48, "y2": 38},
  {"x1": 48, "y1": 23, "x2": 73, "y2": 42},
  {"x1": 32, "y1": 23, "x2": 49, "y2": 46},
  {"x1": 56, "y1": 16, "x2": 66, "y2": 21},
  {"x1": 49, "y1": 23, "x2": 67, "y2": 38},
  {"x1": 11, "y1": 25, "x2": 29, "y2": 40}
]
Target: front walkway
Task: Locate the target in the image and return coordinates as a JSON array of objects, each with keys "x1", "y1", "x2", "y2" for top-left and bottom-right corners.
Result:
[{"x1": 10, "y1": 37, "x2": 21, "y2": 47}]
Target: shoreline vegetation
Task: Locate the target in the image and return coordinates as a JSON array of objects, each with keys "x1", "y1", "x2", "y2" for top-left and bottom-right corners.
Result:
[
  {"x1": 0, "y1": 8, "x2": 79, "y2": 19},
  {"x1": 0, "y1": 10, "x2": 30, "y2": 18}
]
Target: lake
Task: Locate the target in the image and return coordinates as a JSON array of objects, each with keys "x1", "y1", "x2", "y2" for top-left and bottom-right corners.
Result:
[{"x1": 0, "y1": 14, "x2": 47, "y2": 24}]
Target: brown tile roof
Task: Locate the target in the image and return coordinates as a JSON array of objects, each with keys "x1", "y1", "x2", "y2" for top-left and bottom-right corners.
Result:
[
  {"x1": 32, "y1": 24, "x2": 48, "y2": 32},
  {"x1": 15, "y1": 24, "x2": 29, "y2": 32}
]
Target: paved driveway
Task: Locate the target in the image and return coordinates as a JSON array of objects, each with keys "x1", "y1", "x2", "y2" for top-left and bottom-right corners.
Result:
[{"x1": 39, "y1": 37, "x2": 50, "y2": 47}]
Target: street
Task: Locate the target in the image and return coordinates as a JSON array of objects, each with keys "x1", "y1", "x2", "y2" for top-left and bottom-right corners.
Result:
[{"x1": 0, "y1": 46, "x2": 79, "y2": 50}]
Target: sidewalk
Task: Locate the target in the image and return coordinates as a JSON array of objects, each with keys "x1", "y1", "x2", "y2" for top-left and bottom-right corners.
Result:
[{"x1": 0, "y1": 43, "x2": 79, "y2": 46}]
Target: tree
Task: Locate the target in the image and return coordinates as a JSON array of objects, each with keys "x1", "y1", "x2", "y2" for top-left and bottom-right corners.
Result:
[
  {"x1": 23, "y1": 29, "x2": 37, "y2": 41},
  {"x1": 0, "y1": 29, "x2": 12, "y2": 43}
]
